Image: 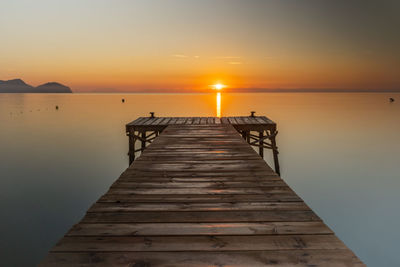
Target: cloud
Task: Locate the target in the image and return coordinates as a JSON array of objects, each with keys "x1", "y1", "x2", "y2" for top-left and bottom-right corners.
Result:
[
  {"x1": 217, "y1": 56, "x2": 241, "y2": 59},
  {"x1": 228, "y1": 61, "x2": 243, "y2": 65},
  {"x1": 172, "y1": 54, "x2": 188, "y2": 58}
]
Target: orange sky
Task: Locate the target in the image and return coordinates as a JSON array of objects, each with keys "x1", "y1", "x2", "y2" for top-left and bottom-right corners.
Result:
[{"x1": 1, "y1": 0, "x2": 399, "y2": 92}]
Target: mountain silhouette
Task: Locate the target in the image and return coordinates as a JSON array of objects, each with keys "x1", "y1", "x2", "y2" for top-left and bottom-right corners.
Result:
[{"x1": 0, "y1": 79, "x2": 72, "y2": 93}]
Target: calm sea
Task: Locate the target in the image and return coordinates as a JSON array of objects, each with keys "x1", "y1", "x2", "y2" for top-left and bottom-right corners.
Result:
[{"x1": 0, "y1": 93, "x2": 399, "y2": 266}]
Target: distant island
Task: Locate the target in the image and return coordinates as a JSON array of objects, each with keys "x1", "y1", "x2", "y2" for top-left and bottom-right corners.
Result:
[{"x1": 0, "y1": 79, "x2": 72, "y2": 93}]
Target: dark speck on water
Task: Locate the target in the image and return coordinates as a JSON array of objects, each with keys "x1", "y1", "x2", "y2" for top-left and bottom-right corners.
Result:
[
  {"x1": 56, "y1": 105, "x2": 59, "y2": 110},
  {"x1": 389, "y1": 98, "x2": 395, "y2": 102},
  {"x1": 122, "y1": 98, "x2": 125, "y2": 103}
]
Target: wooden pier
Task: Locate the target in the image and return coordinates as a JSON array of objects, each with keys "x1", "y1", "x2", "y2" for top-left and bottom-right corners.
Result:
[
  {"x1": 126, "y1": 114, "x2": 281, "y2": 175},
  {"x1": 41, "y1": 115, "x2": 364, "y2": 266}
]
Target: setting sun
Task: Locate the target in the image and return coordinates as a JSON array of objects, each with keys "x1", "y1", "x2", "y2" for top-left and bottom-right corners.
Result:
[{"x1": 213, "y1": 83, "x2": 225, "y2": 90}]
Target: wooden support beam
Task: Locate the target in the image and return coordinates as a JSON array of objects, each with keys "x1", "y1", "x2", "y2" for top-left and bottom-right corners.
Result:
[
  {"x1": 259, "y1": 131, "x2": 264, "y2": 158},
  {"x1": 128, "y1": 130, "x2": 136, "y2": 165},
  {"x1": 141, "y1": 132, "x2": 146, "y2": 152},
  {"x1": 270, "y1": 128, "x2": 281, "y2": 176}
]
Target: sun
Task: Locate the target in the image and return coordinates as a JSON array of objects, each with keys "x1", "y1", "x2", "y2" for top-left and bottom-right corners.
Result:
[{"x1": 213, "y1": 83, "x2": 225, "y2": 90}]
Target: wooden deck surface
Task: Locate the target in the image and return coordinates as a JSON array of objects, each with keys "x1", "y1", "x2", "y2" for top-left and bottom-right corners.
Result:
[
  {"x1": 41, "y1": 124, "x2": 364, "y2": 266},
  {"x1": 126, "y1": 116, "x2": 275, "y2": 126}
]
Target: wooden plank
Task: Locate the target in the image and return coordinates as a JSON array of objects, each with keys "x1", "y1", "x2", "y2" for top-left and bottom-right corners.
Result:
[
  {"x1": 67, "y1": 222, "x2": 333, "y2": 236},
  {"x1": 228, "y1": 117, "x2": 238, "y2": 124},
  {"x1": 98, "y1": 193, "x2": 303, "y2": 203},
  {"x1": 126, "y1": 117, "x2": 144, "y2": 126},
  {"x1": 111, "y1": 181, "x2": 288, "y2": 188},
  {"x1": 168, "y1": 117, "x2": 179, "y2": 124},
  {"x1": 186, "y1": 117, "x2": 194, "y2": 124},
  {"x1": 106, "y1": 187, "x2": 293, "y2": 195},
  {"x1": 220, "y1": 117, "x2": 229, "y2": 124},
  {"x1": 200, "y1": 117, "x2": 208, "y2": 124},
  {"x1": 87, "y1": 202, "x2": 308, "y2": 212},
  {"x1": 134, "y1": 117, "x2": 152, "y2": 125},
  {"x1": 152, "y1": 117, "x2": 165, "y2": 125},
  {"x1": 52, "y1": 235, "x2": 346, "y2": 252},
  {"x1": 81, "y1": 210, "x2": 320, "y2": 223},
  {"x1": 143, "y1": 118, "x2": 158, "y2": 125},
  {"x1": 235, "y1": 117, "x2": 247, "y2": 125},
  {"x1": 176, "y1": 117, "x2": 186, "y2": 124},
  {"x1": 158, "y1": 117, "x2": 172, "y2": 125},
  {"x1": 41, "y1": 250, "x2": 365, "y2": 267},
  {"x1": 116, "y1": 177, "x2": 283, "y2": 183}
]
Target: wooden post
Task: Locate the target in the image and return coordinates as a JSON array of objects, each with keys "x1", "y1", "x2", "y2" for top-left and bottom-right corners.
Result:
[
  {"x1": 259, "y1": 131, "x2": 264, "y2": 158},
  {"x1": 270, "y1": 127, "x2": 280, "y2": 176},
  {"x1": 246, "y1": 131, "x2": 251, "y2": 144},
  {"x1": 128, "y1": 129, "x2": 135, "y2": 165},
  {"x1": 141, "y1": 132, "x2": 146, "y2": 152},
  {"x1": 241, "y1": 131, "x2": 246, "y2": 140}
]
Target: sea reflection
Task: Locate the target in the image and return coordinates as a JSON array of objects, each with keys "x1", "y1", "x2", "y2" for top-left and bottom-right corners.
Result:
[
  {"x1": 216, "y1": 92, "x2": 221, "y2": 117},
  {"x1": 0, "y1": 93, "x2": 399, "y2": 266}
]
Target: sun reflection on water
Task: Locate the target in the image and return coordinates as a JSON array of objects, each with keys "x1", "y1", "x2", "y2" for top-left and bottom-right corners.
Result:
[{"x1": 216, "y1": 92, "x2": 221, "y2": 117}]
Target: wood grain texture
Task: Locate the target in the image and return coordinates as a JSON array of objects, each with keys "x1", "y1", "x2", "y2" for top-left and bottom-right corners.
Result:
[{"x1": 40, "y1": 123, "x2": 364, "y2": 266}]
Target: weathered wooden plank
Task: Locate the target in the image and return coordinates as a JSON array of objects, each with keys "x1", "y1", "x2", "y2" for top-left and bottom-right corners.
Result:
[
  {"x1": 51, "y1": 235, "x2": 345, "y2": 252},
  {"x1": 235, "y1": 117, "x2": 246, "y2": 125},
  {"x1": 168, "y1": 117, "x2": 179, "y2": 124},
  {"x1": 152, "y1": 117, "x2": 165, "y2": 125},
  {"x1": 228, "y1": 117, "x2": 238, "y2": 124},
  {"x1": 193, "y1": 117, "x2": 201, "y2": 124},
  {"x1": 81, "y1": 210, "x2": 320, "y2": 223},
  {"x1": 186, "y1": 117, "x2": 194, "y2": 124},
  {"x1": 176, "y1": 117, "x2": 186, "y2": 124},
  {"x1": 98, "y1": 193, "x2": 302, "y2": 203},
  {"x1": 133, "y1": 117, "x2": 152, "y2": 125},
  {"x1": 41, "y1": 250, "x2": 365, "y2": 267},
  {"x1": 143, "y1": 118, "x2": 158, "y2": 125},
  {"x1": 127, "y1": 116, "x2": 276, "y2": 128},
  {"x1": 111, "y1": 181, "x2": 288, "y2": 189},
  {"x1": 126, "y1": 117, "x2": 143, "y2": 126},
  {"x1": 106, "y1": 187, "x2": 293, "y2": 195},
  {"x1": 88, "y1": 202, "x2": 308, "y2": 212},
  {"x1": 159, "y1": 117, "x2": 172, "y2": 125},
  {"x1": 67, "y1": 222, "x2": 333, "y2": 236},
  {"x1": 121, "y1": 170, "x2": 277, "y2": 177},
  {"x1": 116, "y1": 177, "x2": 283, "y2": 183}
]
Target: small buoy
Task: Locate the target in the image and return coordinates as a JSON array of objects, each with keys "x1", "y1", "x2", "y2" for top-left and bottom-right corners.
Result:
[
  {"x1": 389, "y1": 98, "x2": 395, "y2": 102},
  {"x1": 122, "y1": 98, "x2": 125, "y2": 103},
  {"x1": 55, "y1": 105, "x2": 59, "y2": 110}
]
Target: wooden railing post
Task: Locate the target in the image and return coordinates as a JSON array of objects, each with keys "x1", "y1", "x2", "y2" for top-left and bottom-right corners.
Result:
[
  {"x1": 141, "y1": 132, "x2": 146, "y2": 152},
  {"x1": 259, "y1": 131, "x2": 264, "y2": 158},
  {"x1": 270, "y1": 126, "x2": 280, "y2": 175},
  {"x1": 128, "y1": 128, "x2": 136, "y2": 165}
]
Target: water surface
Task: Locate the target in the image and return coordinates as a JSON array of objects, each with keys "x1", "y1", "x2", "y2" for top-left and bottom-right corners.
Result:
[{"x1": 0, "y1": 93, "x2": 399, "y2": 266}]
